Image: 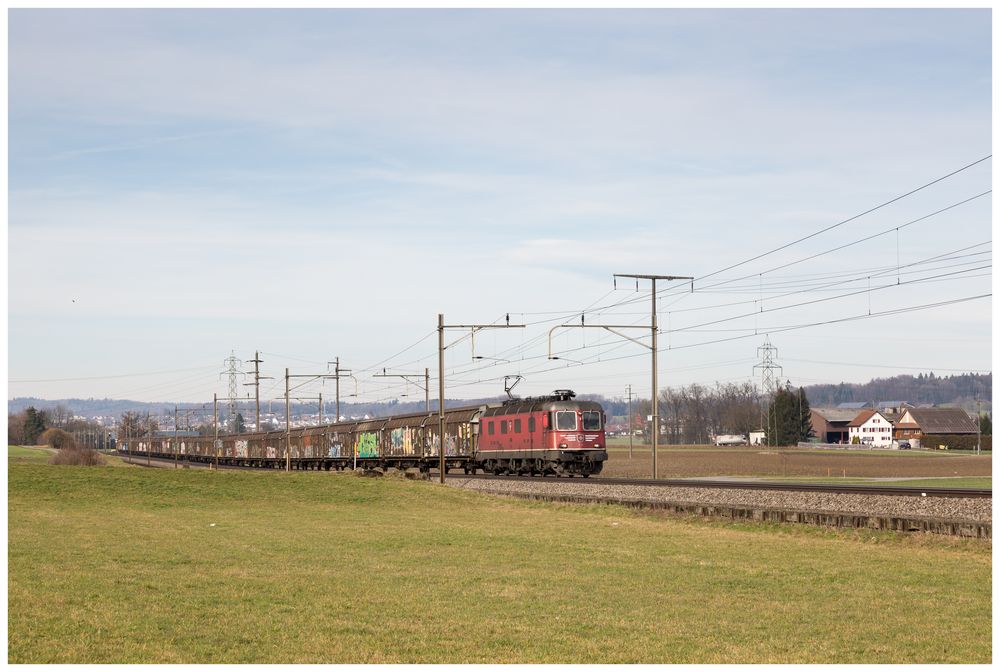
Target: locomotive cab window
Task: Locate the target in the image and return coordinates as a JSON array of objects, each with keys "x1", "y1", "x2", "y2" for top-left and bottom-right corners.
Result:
[
  {"x1": 528, "y1": 416, "x2": 536, "y2": 432},
  {"x1": 514, "y1": 419, "x2": 522, "y2": 433},
  {"x1": 488, "y1": 421, "x2": 495, "y2": 436},
  {"x1": 501, "y1": 420, "x2": 508, "y2": 434},
  {"x1": 583, "y1": 411, "x2": 602, "y2": 431},
  {"x1": 556, "y1": 411, "x2": 577, "y2": 431}
]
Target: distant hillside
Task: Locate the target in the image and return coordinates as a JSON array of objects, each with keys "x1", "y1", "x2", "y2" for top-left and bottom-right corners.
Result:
[
  {"x1": 803, "y1": 372, "x2": 991, "y2": 411},
  {"x1": 7, "y1": 396, "x2": 511, "y2": 420},
  {"x1": 9, "y1": 373, "x2": 992, "y2": 420}
]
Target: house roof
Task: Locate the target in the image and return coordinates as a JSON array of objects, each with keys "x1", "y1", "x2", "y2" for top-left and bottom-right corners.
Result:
[
  {"x1": 905, "y1": 408, "x2": 978, "y2": 434},
  {"x1": 811, "y1": 408, "x2": 860, "y2": 423},
  {"x1": 837, "y1": 402, "x2": 870, "y2": 409},
  {"x1": 848, "y1": 409, "x2": 880, "y2": 427}
]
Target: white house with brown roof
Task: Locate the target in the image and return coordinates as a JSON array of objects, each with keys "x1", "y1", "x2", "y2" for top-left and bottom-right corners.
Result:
[{"x1": 848, "y1": 409, "x2": 894, "y2": 447}]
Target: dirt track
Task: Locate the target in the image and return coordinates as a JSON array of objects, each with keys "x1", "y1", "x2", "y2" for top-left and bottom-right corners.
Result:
[{"x1": 599, "y1": 447, "x2": 992, "y2": 479}]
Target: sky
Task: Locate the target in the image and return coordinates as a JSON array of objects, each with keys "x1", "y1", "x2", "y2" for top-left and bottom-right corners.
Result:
[{"x1": 6, "y1": 8, "x2": 994, "y2": 408}]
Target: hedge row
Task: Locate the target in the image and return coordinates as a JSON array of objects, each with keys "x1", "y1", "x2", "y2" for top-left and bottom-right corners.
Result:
[{"x1": 919, "y1": 434, "x2": 991, "y2": 451}]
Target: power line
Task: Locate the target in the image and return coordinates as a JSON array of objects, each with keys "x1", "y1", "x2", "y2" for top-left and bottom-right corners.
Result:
[
  {"x1": 9, "y1": 364, "x2": 219, "y2": 383},
  {"x1": 696, "y1": 155, "x2": 991, "y2": 283}
]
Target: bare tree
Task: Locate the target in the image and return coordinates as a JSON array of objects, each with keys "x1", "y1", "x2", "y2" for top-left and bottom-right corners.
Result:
[{"x1": 49, "y1": 404, "x2": 73, "y2": 428}]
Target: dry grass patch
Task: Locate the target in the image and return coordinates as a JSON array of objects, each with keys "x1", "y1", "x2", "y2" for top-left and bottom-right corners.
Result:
[{"x1": 49, "y1": 447, "x2": 106, "y2": 466}]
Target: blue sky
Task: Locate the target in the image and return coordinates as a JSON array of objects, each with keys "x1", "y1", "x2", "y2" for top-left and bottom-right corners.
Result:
[{"x1": 7, "y1": 9, "x2": 993, "y2": 405}]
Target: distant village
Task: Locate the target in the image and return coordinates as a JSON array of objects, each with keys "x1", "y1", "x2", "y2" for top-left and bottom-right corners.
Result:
[{"x1": 807, "y1": 402, "x2": 983, "y2": 450}]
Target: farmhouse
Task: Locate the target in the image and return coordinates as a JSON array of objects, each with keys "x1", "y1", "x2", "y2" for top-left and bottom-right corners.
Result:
[
  {"x1": 895, "y1": 407, "x2": 978, "y2": 448},
  {"x1": 847, "y1": 410, "x2": 894, "y2": 447},
  {"x1": 809, "y1": 408, "x2": 857, "y2": 443}
]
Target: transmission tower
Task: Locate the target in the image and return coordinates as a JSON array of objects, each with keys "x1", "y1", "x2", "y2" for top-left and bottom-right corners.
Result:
[
  {"x1": 753, "y1": 337, "x2": 782, "y2": 396},
  {"x1": 753, "y1": 337, "x2": 782, "y2": 446},
  {"x1": 221, "y1": 352, "x2": 243, "y2": 431}
]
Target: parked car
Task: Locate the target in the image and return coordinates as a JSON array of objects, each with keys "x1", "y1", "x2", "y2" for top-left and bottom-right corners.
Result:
[{"x1": 897, "y1": 441, "x2": 911, "y2": 450}]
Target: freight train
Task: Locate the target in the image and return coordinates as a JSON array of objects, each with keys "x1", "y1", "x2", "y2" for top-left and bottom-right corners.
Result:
[{"x1": 118, "y1": 390, "x2": 607, "y2": 477}]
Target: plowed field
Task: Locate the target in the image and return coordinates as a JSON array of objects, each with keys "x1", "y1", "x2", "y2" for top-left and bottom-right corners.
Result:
[{"x1": 599, "y1": 446, "x2": 992, "y2": 480}]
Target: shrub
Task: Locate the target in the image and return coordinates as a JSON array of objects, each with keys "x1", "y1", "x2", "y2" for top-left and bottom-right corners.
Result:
[
  {"x1": 49, "y1": 447, "x2": 105, "y2": 466},
  {"x1": 39, "y1": 428, "x2": 75, "y2": 450}
]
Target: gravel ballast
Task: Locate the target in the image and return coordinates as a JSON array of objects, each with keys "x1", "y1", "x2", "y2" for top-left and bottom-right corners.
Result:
[{"x1": 448, "y1": 478, "x2": 991, "y2": 524}]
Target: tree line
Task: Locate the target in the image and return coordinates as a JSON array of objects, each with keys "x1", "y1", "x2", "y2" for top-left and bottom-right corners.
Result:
[
  {"x1": 618, "y1": 381, "x2": 811, "y2": 446},
  {"x1": 8, "y1": 405, "x2": 112, "y2": 448},
  {"x1": 804, "y1": 372, "x2": 991, "y2": 407}
]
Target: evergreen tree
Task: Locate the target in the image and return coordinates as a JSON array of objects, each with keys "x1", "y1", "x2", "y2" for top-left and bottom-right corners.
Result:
[
  {"x1": 979, "y1": 413, "x2": 992, "y2": 435},
  {"x1": 766, "y1": 385, "x2": 813, "y2": 446},
  {"x1": 23, "y1": 407, "x2": 48, "y2": 445},
  {"x1": 797, "y1": 386, "x2": 813, "y2": 440}
]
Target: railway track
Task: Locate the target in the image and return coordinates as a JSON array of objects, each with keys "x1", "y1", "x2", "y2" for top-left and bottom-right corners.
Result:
[
  {"x1": 450, "y1": 474, "x2": 992, "y2": 498},
  {"x1": 117, "y1": 452, "x2": 989, "y2": 498}
]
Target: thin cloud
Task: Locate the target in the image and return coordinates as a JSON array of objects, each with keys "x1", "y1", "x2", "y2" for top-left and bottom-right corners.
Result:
[{"x1": 44, "y1": 127, "x2": 250, "y2": 161}]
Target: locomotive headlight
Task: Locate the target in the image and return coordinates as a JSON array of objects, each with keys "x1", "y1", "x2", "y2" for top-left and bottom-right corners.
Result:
[{"x1": 559, "y1": 443, "x2": 568, "y2": 449}]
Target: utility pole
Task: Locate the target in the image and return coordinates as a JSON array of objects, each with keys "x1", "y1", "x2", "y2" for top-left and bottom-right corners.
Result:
[
  {"x1": 283, "y1": 369, "x2": 338, "y2": 472},
  {"x1": 976, "y1": 397, "x2": 981, "y2": 455},
  {"x1": 438, "y1": 314, "x2": 525, "y2": 484},
  {"x1": 214, "y1": 393, "x2": 219, "y2": 468},
  {"x1": 614, "y1": 274, "x2": 693, "y2": 478},
  {"x1": 319, "y1": 391, "x2": 325, "y2": 458},
  {"x1": 172, "y1": 407, "x2": 178, "y2": 469},
  {"x1": 244, "y1": 351, "x2": 271, "y2": 433},
  {"x1": 626, "y1": 384, "x2": 634, "y2": 459},
  {"x1": 547, "y1": 273, "x2": 693, "y2": 479},
  {"x1": 172, "y1": 404, "x2": 212, "y2": 468},
  {"x1": 374, "y1": 367, "x2": 431, "y2": 414},
  {"x1": 326, "y1": 358, "x2": 354, "y2": 424},
  {"x1": 285, "y1": 368, "x2": 291, "y2": 472}
]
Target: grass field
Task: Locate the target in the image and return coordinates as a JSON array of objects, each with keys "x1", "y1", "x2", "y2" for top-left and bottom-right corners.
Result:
[
  {"x1": 8, "y1": 458, "x2": 991, "y2": 663},
  {"x1": 8, "y1": 445, "x2": 56, "y2": 464},
  {"x1": 8, "y1": 445, "x2": 128, "y2": 467}
]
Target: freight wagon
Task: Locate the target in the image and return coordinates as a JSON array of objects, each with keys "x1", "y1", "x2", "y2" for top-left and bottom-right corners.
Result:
[{"x1": 120, "y1": 390, "x2": 607, "y2": 477}]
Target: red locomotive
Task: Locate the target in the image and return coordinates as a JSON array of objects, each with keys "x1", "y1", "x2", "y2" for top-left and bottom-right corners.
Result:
[{"x1": 477, "y1": 389, "x2": 607, "y2": 476}]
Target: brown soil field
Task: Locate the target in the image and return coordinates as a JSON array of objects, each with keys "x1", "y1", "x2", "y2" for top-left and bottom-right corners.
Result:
[{"x1": 599, "y1": 447, "x2": 992, "y2": 480}]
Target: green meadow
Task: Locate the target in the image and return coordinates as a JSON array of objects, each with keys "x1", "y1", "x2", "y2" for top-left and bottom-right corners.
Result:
[{"x1": 8, "y1": 452, "x2": 991, "y2": 663}]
